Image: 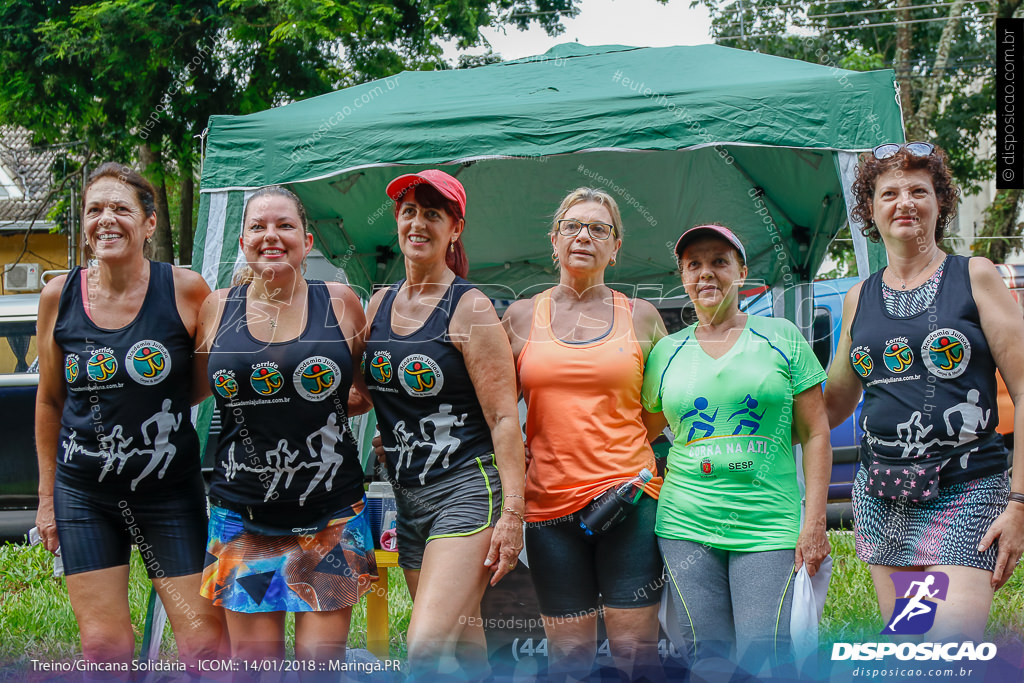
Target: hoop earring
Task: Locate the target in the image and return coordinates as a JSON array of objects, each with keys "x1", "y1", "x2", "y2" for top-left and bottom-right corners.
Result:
[
  {"x1": 551, "y1": 251, "x2": 559, "y2": 265},
  {"x1": 610, "y1": 257, "x2": 617, "y2": 266}
]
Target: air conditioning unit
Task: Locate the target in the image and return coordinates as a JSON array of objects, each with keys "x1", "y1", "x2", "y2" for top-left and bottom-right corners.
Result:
[{"x1": 3, "y1": 263, "x2": 40, "y2": 292}]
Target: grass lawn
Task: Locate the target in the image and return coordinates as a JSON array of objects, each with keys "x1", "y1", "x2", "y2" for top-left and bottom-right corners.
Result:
[{"x1": 2, "y1": 531, "x2": 1021, "y2": 677}]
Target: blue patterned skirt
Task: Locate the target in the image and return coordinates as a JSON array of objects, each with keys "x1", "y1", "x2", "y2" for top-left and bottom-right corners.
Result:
[{"x1": 853, "y1": 468, "x2": 1009, "y2": 570}]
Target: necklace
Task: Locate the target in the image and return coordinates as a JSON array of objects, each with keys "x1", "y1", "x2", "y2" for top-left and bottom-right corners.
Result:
[{"x1": 892, "y1": 250, "x2": 941, "y2": 290}]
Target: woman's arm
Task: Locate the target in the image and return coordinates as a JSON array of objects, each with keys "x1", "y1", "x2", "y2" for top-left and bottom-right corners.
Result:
[
  {"x1": 174, "y1": 268, "x2": 212, "y2": 406},
  {"x1": 191, "y1": 290, "x2": 229, "y2": 405},
  {"x1": 34, "y1": 276, "x2": 68, "y2": 554},
  {"x1": 631, "y1": 298, "x2": 668, "y2": 362},
  {"x1": 823, "y1": 281, "x2": 865, "y2": 429},
  {"x1": 633, "y1": 300, "x2": 670, "y2": 440},
  {"x1": 327, "y1": 282, "x2": 372, "y2": 416},
  {"x1": 453, "y1": 289, "x2": 526, "y2": 586},
  {"x1": 969, "y1": 257, "x2": 1024, "y2": 589},
  {"x1": 792, "y1": 384, "x2": 832, "y2": 577}
]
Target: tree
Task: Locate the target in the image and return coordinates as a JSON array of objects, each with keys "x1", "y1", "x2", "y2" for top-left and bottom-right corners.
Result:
[
  {"x1": 692, "y1": 0, "x2": 1009, "y2": 266},
  {"x1": 0, "y1": 0, "x2": 582, "y2": 262}
]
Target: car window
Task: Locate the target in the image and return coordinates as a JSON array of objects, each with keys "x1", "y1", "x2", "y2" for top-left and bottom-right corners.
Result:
[{"x1": 0, "y1": 320, "x2": 38, "y2": 374}]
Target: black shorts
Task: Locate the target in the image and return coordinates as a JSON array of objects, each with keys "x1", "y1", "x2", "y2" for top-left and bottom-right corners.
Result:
[
  {"x1": 525, "y1": 494, "x2": 663, "y2": 617},
  {"x1": 53, "y1": 475, "x2": 208, "y2": 577}
]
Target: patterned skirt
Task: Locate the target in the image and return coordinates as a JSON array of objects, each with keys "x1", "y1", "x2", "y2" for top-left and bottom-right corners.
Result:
[
  {"x1": 201, "y1": 499, "x2": 377, "y2": 613},
  {"x1": 852, "y1": 468, "x2": 1009, "y2": 570}
]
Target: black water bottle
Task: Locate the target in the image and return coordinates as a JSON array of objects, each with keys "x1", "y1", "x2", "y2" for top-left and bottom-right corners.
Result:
[{"x1": 579, "y1": 468, "x2": 654, "y2": 536}]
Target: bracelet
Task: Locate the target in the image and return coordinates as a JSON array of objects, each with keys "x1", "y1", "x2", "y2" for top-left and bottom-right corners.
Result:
[
  {"x1": 502, "y1": 507, "x2": 525, "y2": 525},
  {"x1": 504, "y1": 493, "x2": 525, "y2": 502},
  {"x1": 1009, "y1": 492, "x2": 1024, "y2": 506}
]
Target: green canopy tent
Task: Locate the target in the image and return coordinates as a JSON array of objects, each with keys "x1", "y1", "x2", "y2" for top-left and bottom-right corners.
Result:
[
  {"x1": 194, "y1": 43, "x2": 901, "y2": 307},
  {"x1": 190, "y1": 42, "x2": 902, "y2": 473}
]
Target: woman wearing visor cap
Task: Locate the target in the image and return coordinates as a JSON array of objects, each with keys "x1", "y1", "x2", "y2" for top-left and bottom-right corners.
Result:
[
  {"x1": 363, "y1": 169, "x2": 526, "y2": 679},
  {"x1": 642, "y1": 224, "x2": 831, "y2": 675}
]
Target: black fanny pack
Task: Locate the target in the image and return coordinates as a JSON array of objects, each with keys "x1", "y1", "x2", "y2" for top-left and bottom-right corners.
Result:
[
  {"x1": 211, "y1": 497, "x2": 340, "y2": 536},
  {"x1": 860, "y1": 432, "x2": 1004, "y2": 503}
]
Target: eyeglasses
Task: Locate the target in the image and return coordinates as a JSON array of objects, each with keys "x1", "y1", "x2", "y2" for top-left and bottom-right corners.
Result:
[
  {"x1": 872, "y1": 142, "x2": 936, "y2": 160},
  {"x1": 556, "y1": 219, "x2": 617, "y2": 240}
]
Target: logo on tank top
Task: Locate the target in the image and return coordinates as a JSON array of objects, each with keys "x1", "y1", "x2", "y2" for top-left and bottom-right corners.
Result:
[
  {"x1": 294, "y1": 356, "x2": 340, "y2": 401},
  {"x1": 882, "y1": 337, "x2": 914, "y2": 374},
  {"x1": 212, "y1": 369, "x2": 239, "y2": 400},
  {"x1": 368, "y1": 350, "x2": 393, "y2": 384},
  {"x1": 250, "y1": 362, "x2": 284, "y2": 396},
  {"x1": 125, "y1": 340, "x2": 171, "y2": 385},
  {"x1": 850, "y1": 345, "x2": 873, "y2": 378},
  {"x1": 398, "y1": 354, "x2": 444, "y2": 397},
  {"x1": 698, "y1": 456, "x2": 715, "y2": 479},
  {"x1": 922, "y1": 329, "x2": 971, "y2": 379},
  {"x1": 86, "y1": 348, "x2": 119, "y2": 382},
  {"x1": 64, "y1": 354, "x2": 80, "y2": 384}
]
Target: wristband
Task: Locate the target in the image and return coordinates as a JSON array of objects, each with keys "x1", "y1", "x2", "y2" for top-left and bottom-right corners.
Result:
[{"x1": 1009, "y1": 492, "x2": 1024, "y2": 506}]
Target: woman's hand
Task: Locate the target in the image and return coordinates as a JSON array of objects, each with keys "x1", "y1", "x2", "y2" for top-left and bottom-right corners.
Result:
[
  {"x1": 978, "y1": 503, "x2": 1024, "y2": 590},
  {"x1": 794, "y1": 517, "x2": 830, "y2": 577},
  {"x1": 483, "y1": 509, "x2": 524, "y2": 586},
  {"x1": 35, "y1": 495, "x2": 59, "y2": 554}
]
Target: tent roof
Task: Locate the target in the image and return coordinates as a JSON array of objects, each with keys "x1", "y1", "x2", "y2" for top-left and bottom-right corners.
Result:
[
  {"x1": 195, "y1": 43, "x2": 901, "y2": 295},
  {"x1": 200, "y1": 43, "x2": 900, "y2": 192}
]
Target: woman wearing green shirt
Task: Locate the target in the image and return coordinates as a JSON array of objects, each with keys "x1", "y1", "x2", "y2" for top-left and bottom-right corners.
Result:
[{"x1": 641, "y1": 225, "x2": 832, "y2": 676}]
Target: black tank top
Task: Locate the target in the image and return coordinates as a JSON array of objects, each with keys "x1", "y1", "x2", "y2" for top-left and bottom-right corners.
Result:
[
  {"x1": 207, "y1": 281, "x2": 363, "y2": 513},
  {"x1": 364, "y1": 278, "x2": 494, "y2": 487},
  {"x1": 53, "y1": 261, "x2": 201, "y2": 493},
  {"x1": 850, "y1": 255, "x2": 1007, "y2": 485}
]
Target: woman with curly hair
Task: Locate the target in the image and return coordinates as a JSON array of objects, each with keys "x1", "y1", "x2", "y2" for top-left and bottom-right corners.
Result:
[{"x1": 825, "y1": 142, "x2": 1024, "y2": 640}]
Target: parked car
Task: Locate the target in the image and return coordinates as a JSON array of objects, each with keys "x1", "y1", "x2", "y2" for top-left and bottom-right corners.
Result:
[{"x1": 0, "y1": 293, "x2": 40, "y2": 542}]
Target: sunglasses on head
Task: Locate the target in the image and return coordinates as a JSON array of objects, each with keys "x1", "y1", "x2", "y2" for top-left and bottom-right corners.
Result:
[{"x1": 872, "y1": 142, "x2": 936, "y2": 160}]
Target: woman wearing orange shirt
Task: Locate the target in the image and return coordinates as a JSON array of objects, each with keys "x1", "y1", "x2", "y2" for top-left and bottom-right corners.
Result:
[{"x1": 502, "y1": 187, "x2": 667, "y2": 682}]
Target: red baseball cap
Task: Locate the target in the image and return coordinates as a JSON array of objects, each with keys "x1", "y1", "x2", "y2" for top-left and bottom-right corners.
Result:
[
  {"x1": 386, "y1": 169, "x2": 467, "y2": 217},
  {"x1": 673, "y1": 224, "x2": 747, "y2": 263}
]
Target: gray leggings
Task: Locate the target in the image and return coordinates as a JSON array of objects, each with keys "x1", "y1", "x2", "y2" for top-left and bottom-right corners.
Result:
[{"x1": 659, "y1": 537, "x2": 795, "y2": 673}]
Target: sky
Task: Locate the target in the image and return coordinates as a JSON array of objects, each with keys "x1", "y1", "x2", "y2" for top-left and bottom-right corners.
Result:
[{"x1": 445, "y1": 0, "x2": 714, "y2": 62}]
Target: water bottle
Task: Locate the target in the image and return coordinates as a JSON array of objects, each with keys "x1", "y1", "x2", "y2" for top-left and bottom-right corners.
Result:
[{"x1": 579, "y1": 468, "x2": 653, "y2": 536}]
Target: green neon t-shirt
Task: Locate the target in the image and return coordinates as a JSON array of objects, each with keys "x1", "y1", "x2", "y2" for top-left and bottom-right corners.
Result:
[{"x1": 641, "y1": 315, "x2": 827, "y2": 551}]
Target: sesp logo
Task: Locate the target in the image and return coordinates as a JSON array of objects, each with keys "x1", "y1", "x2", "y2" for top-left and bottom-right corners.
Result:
[{"x1": 882, "y1": 571, "x2": 948, "y2": 635}]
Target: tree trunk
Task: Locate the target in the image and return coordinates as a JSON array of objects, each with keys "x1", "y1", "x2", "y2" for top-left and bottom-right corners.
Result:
[
  {"x1": 179, "y1": 156, "x2": 195, "y2": 266},
  {"x1": 139, "y1": 142, "x2": 174, "y2": 263},
  {"x1": 893, "y1": 0, "x2": 915, "y2": 133},
  {"x1": 978, "y1": 188, "x2": 1024, "y2": 263},
  {"x1": 913, "y1": 0, "x2": 965, "y2": 135}
]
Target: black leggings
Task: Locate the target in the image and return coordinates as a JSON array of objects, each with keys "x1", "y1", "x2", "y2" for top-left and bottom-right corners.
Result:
[{"x1": 525, "y1": 494, "x2": 663, "y2": 617}]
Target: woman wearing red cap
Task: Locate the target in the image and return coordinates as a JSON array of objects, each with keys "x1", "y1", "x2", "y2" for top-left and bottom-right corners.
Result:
[
  {"x1": 641, "y1": 224, "x2": 831, "y2": 677},
  {"x1": 502, "y1": 187, "x2": 667, "y2": 681},
  {"x1": 363, "y1": 170, "x2": 525, "y2": 678}
]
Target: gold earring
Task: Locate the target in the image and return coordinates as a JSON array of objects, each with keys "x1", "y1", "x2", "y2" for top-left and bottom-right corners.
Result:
[
  {"x1": 552, "y1": 251, "x2": 559, "y2": 264},
  {"x1": 611, "y1": 256, "x2": 617, "y2": 266}
]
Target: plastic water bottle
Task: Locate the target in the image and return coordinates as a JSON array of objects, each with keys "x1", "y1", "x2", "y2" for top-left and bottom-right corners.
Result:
[{"x1": 579, "y1": 468, "x2": 654, "y2": 536}]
